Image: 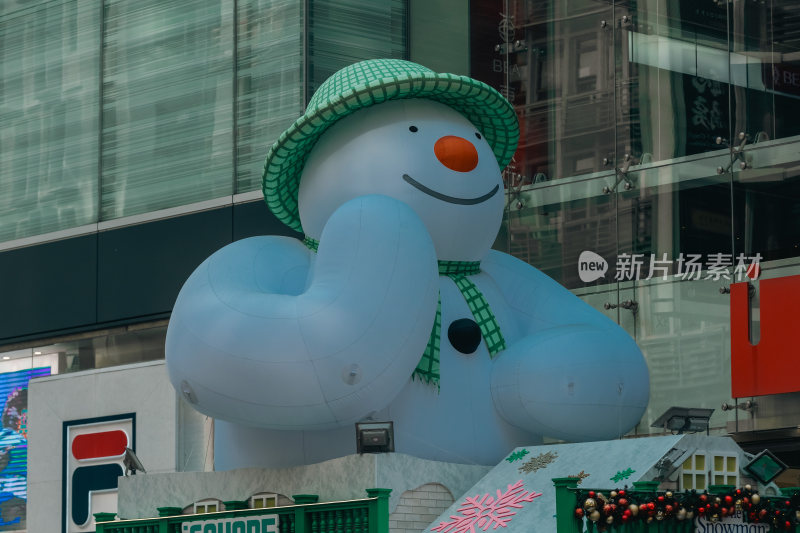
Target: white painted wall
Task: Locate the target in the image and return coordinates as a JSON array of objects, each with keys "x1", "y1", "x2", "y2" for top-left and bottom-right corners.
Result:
[{"x1": 28, "y1": 361, "x2": 180, "y2": 533}]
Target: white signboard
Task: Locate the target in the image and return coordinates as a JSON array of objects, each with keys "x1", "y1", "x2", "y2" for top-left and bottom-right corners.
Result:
[{"x1": 182, "y1": 515, "x2": 279, "y2": 533}]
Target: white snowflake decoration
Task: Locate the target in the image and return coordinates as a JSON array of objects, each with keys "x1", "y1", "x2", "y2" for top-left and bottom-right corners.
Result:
[{"x1": 431, "y1": 480, "x2": 542, "y2": 533}]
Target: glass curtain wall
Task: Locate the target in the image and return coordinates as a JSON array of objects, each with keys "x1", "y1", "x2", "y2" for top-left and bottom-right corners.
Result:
[
  {"x1": 474, "y1": 0, "x2": 800, "y2": 437},
  {"x1": 0, "y1": 1, "x2": 407, "y2": 243},
  {"x1": 0, "y1": 0, "x2": 100, "y2": 243}
]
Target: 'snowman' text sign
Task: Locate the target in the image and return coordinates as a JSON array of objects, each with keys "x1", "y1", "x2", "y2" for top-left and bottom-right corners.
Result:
[
  {"x1": 181, "y1": 516, "x2": 279, "y2": 533},
  {"x1": 696, "y1": 511, "x2": 769, "y2": 533}
]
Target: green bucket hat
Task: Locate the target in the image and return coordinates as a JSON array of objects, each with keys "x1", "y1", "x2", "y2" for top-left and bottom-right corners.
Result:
[{"x1": 262, "y1": 58, "x2": 519, "y2": 233}]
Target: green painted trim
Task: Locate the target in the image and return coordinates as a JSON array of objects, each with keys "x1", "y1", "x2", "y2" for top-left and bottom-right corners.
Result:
[
  {"x1": 365, "y1": 489, "x2": 391, "y2": 533},
  {"x1": 99, "y1": 495, "x2": 384, "y2": 533},
  {"x1": 708, "y1": 484, "x2": 736, "y2": 495},
  {"x1": 552, "y1": 478, "x2": 581, "y2": 533},
  {"x1": 156, "y1": 506, "x2": 183, "y2": 517},
  {"x1": 631, "y1": 480, "x2": 660, "y2": 492}
]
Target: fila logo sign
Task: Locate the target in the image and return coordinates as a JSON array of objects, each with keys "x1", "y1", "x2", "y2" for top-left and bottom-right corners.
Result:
[{"x1": 62, "y1": 414, "x2": 135, "y2": 533}]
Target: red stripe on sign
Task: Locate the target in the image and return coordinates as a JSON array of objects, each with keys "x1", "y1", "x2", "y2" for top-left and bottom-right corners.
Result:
[{"x1": 72, "y1": 430, "x2": 128, "y2": 460}]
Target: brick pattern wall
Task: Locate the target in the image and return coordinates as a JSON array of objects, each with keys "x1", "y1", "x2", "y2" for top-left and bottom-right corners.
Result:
[{"x1": 390, "y1": 483, "x2": 455, "y2": 533}]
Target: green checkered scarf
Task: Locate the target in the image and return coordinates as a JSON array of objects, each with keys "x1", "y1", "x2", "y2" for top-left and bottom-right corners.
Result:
[{"x1": 303, "y1": 238, "x2": 506, "y2": 387}]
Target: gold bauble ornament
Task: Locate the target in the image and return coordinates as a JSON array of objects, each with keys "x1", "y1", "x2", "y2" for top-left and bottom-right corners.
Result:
[
  {"x1": 666, "y1": 491, "x2": 673, "y2": 498},
  {"x1": 715, "y1": 497, "x2": 722, "y2": 504},
  {"x1": 751, "y1": 494, "x2": 760, "y2": 505},
  {"x1": 584, "y1": 498, "x2": 597, "y2": 510},
  {"x1": 589, "y1": 510, "x2": 601, "y2": 522},
  {"x1": 629, "y1": 504, "x2": 639, "y2": 516},
  {"x1": 606, "y1": 516, "x2": 614, "y2": 525},
  {"x1": 687, "y1": 511, "x2": 695, "y2": 519},
  {"x1": 656, "y1": 511, "x2": 664, "y2": 521},
  {"x1": 610, "y1": 491, "x2": 618, "y2": 498},
  {"x1": 745, "y1": 484, "x2": 752, "y2": 491},
  {"x1": 677, "y1": 509, "x2": 687, "y2": 520}
]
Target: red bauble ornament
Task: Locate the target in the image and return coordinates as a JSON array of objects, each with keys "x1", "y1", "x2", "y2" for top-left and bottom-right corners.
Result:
[
  {"x1": 603, "y1": 504, "x2": 612, "y2": 514},
  {"x1": 786, "y1": 501, "x2": 792, "y2": 507},
  {"x1": 622, "y1": 515, "x2": 630, "y2": 523},
  {"x1": 724, "y1": 496, "x2": 733, "y2": 505},
  {"x1": 588, "y1": 491, "x2": 596, "y2": 498},
  {"x1": 666, "y1": 505, "x2": 674, "y2": 514},
  {"x1": 786, "y1": 521, "x2": 792, "y2": 530},
  {"x1": 619, "y1": 490, "x2": 626, "y2": 497},
  {"x1": 575, "y1": 508, "x2": 584, "y2": 518},
  {"x1": 698, "y1": 508, "x2": 706, "y2": 515},
  {"x1": 759, "y1": 510, "x2": 768, "y2": 520},
  {"x1": 736, "y1": 489, "x2": 742, "y2": 496},
  {"x1": 700, "y1": 495, "x2": 708, "y2": 503},
  {"x1": 618, "y1": 498, "x2": 628, "y2": 507}
]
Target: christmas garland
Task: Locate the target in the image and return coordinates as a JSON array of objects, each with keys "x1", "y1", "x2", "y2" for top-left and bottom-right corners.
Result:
[{"x1": 573, "y1": 486, "x2": 800, "y2": 531}]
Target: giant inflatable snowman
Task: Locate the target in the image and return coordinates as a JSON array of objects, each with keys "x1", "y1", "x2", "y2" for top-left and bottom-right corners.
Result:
[{"x1": 166, "y1": 59, "x2": 649, "y2": 467}]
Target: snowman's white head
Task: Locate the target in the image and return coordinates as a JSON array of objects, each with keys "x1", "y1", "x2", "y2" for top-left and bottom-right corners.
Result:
[{"x1": 298, "y1": 99, "x2": 505, "y2": 261}]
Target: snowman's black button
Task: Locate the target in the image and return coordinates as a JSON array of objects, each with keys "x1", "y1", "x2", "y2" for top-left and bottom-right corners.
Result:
[{"x1": 448, "y1": 318, "x2": 481, "y2": 354}]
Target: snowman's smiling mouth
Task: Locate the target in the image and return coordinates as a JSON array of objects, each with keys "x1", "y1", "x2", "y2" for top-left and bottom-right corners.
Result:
[{"x1": 402, "y1": 174, "x2": 499, "y2": 205}]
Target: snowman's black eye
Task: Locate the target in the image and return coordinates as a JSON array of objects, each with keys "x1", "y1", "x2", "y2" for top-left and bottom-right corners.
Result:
[
  {"x1": 475, "y1": 132, "x2": 482, "y2": 140},
  {"x1": 409, "y1": 126, "x2": 418, "y2": 132}
]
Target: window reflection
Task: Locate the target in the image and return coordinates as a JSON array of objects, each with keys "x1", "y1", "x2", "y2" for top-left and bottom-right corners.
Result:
[{"x1": 0, "y1": 324, "x2": 166, "y2": 377}]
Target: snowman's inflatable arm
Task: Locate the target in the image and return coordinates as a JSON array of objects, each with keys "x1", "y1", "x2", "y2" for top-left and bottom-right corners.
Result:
[
  {"x1": 166, "y1": 195, "x2": 439, "y2": 430},
  {"x1": 483, "y1": 251, "x2": 650, "y2": 442}
]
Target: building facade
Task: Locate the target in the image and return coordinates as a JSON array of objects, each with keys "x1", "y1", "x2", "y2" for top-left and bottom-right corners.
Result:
[{"x1": 0, "y1": 0, "x2": 799, "y2": 531}]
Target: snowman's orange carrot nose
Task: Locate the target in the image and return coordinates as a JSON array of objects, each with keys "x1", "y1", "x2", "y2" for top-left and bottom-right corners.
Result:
[{"x1": 434, "y1": 136, "x2": 478, "y2": 172}]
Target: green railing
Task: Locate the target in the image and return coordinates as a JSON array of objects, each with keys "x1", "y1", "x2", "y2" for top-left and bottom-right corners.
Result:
[
  {"x1": 95, "y1": 488, "x2": 391, "y2": 533},
  {"x1": 553, "y1": 478, "x2": 800, "y2": 533}
]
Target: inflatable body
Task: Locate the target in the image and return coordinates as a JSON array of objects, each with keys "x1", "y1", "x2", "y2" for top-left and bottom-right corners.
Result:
[{"x1": 166, "y1": 60, "x2": 649, "y2": 467}]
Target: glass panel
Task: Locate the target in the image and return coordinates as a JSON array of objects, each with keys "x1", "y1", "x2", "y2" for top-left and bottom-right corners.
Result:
[
  {"x1": 470, "y1": 0, "x2": 616, "y2": 183},
  {"x1": 682, "y1": 473, "x2": 692, "y2": 489},
  {"x1": 101, "y1": 0, "x2": 235, "y2": 220},
  {"x1": 616, "y1": 0, "x2": 731, "y2": 164},
  {"x1": 615, "y1": 153, "x2": 737, "y2": 435},
  {"x1": 496, "y1": 172, "x2": 619, "y2": 290},
  {"x1": 732, "y1": 137, "x2": 800, "y2": 263},
  {"x1": 727, "y1": 456, "x2": 737, "y2": 472},
  {"x1": 235, "y1": 0, "x2": 303, "y2": 193},
  {"x1": 714, "y1": 455, "x2": 724, "y2": 471},
  {"x1": 307, "y1": 0, "x2": 406, "y2": 97},
  {"x1": 683, "y1": 457, "x2": 692, "y2": 469},
  {"x1": 726, "y1": 476, "x2": 737, "y2": 485},
  {"x1": 714, "y1": 474, "x2": 725, "y2": 485},
  {"x1": 769, "y1": 2, "x2": 800, "y2": 141},
  {"x1": 0, "y1": 0, "x2": 99, "y2": 242},
  {"x1": 696, "y1": 474, "x2": 706, "y2": 490},
  {"x1": 696, "y1": 454, "x2": 705, "y2": 470}
]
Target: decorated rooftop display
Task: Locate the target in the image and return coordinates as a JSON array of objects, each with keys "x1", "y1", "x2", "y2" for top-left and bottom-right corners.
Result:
[
  {"x1": 166, "y1": 58, "x2": 649, "y2": 466},
  {"x1": 426, "y1": 436, "x2": 773, "y2": 533}
]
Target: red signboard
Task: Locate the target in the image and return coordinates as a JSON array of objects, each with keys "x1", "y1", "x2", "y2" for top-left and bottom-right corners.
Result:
[{"x1": 731, "y1": 275, "x2": 800, "y2": 397}]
